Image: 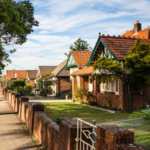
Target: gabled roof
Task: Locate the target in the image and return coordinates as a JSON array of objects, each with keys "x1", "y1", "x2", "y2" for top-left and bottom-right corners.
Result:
[
  {"x1": 87, "y1": 34, "x2": 150, "y2": 66},
  {"x1": 70, "y1": 66, "x2": 95, "y2": 76},
  {"x1": 39, "y1": 66, "x2": 56, "y2": 75},
  {"x1": 27, "y1": 70, "x2": 38, "y2": 79},
  {"x1": 65, "y1": 51, "x2": 92, "y2": 69},
  {"x1": 6, "y1": 70, "x2": 27, "y2": 80},
  {"x1": 52, "y1": 60, "x2": 69, "y2": 76}
]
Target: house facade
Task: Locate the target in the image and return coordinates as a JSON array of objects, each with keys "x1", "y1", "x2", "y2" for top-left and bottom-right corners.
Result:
[
  {"x1": 51, "y1": 60, "x2": 70, "y2": 96},
  {"x1": 71, "y1": 34, "x2": 150, "y2": 111},
  {"x1": 26, "y1": 70, "x2": 38, "y2": 87},
  {"x1": 65, "y1": 51, "x2": 92, "y2": 98}
]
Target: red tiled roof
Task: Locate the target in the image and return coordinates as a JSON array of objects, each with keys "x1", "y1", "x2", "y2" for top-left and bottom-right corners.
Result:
[
  {"x1": 99, "y1": 34, "x2": 150, "y2": 60},
  {"x1": 71, "y1": 66, "x2": 95, "y2": 75},
  {"x1": 71, "y1": 51, "x2": 92, "y2": 68},
  {"x1": 121, "y1": 28, "x2": 150, "y2": 39},
  {"x1": 6, "y1": 70, "x2": 27, "y2": 80}
]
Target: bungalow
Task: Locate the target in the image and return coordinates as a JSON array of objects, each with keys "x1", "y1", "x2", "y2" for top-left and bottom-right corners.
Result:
[
  {"x1": 36, "y1": 61, "x2": 70, "y2": 96},
  {"x1": 25, "y1": 70, "x2": 38, "y2": 87},
  {"x1": 51, "y1": 60, "x2": 70, "y2": 96},
  {"x1": 70, "y1": 34, "x2": 150, "y2": 111},
  {"x1": 64, "y1": 51, "x2": 92, "y2": 98}
]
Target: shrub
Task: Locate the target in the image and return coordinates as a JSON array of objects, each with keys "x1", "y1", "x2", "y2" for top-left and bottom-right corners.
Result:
[
  {"x1": 55, "y1": 117, "x2": 64, "y2": 125},
  {"x1": 24, "y1": 84, "x2": 32, "y2": 95},
  {"x1": 6, "y1": 85, "x2": 15, "y2": 90},
  {"x1": 88, "y1": 101, "x2": 98, "y2": 106},
  {"x1": 40, "y1": 89, "x2": 47, "y2": 96},
  {"x1": 74, "y1": 86, "x2": 88, "y2": 101}
]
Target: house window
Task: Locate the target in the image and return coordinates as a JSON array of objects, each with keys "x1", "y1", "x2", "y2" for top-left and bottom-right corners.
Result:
[{"x1": 101, "y1": 78, "x2": 119, "y2": 95}]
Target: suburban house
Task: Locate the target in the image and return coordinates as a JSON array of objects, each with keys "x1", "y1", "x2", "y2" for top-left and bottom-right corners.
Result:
[
  {"x1": 25, "y1": 70, "x2": 38, "y2": 87},
  {"x1": 65, "y1": 51, "x2": 92, "y2": 96},
  {"x1": 35, "y1": 63, "x2": 70, "y2": 96},
  {"x1": 51, "y1": 60, "x2": 70, "y2": 96},
  {"x1": 6, "y1": 70, "x2": 27, "y2": 81},
  {"x1": 121, "y1": 21, "x2": 150, "y2": 39},
  {"x1": 35, "y1": 66, "x2": 56, "y2": 93},
  {"x1": 70, "y1": 33, "x2": 150, "y2": 111}
]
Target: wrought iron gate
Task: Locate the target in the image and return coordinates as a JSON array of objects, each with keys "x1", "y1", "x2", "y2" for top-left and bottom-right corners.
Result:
[{"x1": 76, "y1": 118, "x2": 97, "y2": 150}]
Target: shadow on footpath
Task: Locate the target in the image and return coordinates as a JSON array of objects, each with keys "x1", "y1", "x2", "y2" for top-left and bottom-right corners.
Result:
[{"x1": 0, "y1": 112, "x2": 18, "y2": 115}]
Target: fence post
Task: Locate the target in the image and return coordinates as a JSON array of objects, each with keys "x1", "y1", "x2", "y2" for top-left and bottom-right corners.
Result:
[
  {"x1": 92, "y1": 120, "x2": 96, "y2": 149},
  {"x1": 14, "y1": 94, "x2": 21, "y2": 113}
]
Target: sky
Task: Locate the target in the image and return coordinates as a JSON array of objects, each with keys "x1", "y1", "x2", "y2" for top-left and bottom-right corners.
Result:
[{"x1": 2, "y1": 0, "x2": 150, "y2": 75}]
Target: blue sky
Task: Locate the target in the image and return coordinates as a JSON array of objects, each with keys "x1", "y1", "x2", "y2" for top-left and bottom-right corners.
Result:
[{"x1": 3, "y1": 0, "x2": 150, "y2": 74}]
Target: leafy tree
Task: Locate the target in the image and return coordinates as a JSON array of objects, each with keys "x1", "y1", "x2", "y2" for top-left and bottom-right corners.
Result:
[
  {"x1": 0, "y1": 0, "x2": 39, "y2": 73},
  {"x1": 92, "y1": 39, "x2": 150, "y2": 113},
  {"x1": 37, "y1": 71, "x2": 54, "y2": 96}
]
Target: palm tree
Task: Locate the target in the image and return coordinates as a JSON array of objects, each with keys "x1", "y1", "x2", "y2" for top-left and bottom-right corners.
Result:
[{"x1": 129, "y1": 109, "x2": 150, "y2": 120}]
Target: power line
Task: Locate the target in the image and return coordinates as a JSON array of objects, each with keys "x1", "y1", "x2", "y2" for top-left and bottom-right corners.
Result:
[{"x1": 4, "y1": 46, "x2": 66, "y2": 60}]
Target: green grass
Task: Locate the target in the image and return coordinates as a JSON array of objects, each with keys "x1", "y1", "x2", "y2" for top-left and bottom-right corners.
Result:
[
  {"x1": 43, "y1": 102, "x2": 130, "y2": 124},
  {"x1": 43, "y1": 102, "x2": 150, "y2": 149}
]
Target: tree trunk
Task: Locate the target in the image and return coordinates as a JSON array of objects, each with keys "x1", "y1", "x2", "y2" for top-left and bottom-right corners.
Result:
[{"x1": 127, "y1": 82, "x2": 133, "y2": 113}]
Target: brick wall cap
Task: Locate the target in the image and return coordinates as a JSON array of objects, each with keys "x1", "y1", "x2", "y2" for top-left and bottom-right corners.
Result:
[
  {"x1": 61, "y1": 119, "x2": 92, "y2": 128},
  {"x1": 8, "y1": 90, "x2": 12, "y2": 93},
  {"x1": 11, "y1": 92, "x2": 15, "y2": 95},
  {"x1": 5, "y1": 89, "x2": 8, "y2": 92},
  {"x1": 30, "y1": 102, "x2": 44, "y2": 106},
  {"x1": 52, "y1": 125, "x2": 59, "y2": 132},
  {"x1": 15, "y1": 93, "x2": 21, "y2": 98},
  {"x1": 20, "y1": 97, "x2": 29, "y2": 100}
]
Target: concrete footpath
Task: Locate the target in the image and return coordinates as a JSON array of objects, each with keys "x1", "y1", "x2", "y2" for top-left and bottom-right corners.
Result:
[{"x1": 0, "y1": 93, "x2": 38, "y2": 150}]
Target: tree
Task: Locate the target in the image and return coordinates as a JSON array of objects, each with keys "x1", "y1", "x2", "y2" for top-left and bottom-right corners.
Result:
[
  {"x1": 37, "y1": 71, "x2": 54, "y2": 96},
  {"x1": 70, "y1": 38, "x2": 92, "y2": 51},
  {"x1": 92, "y1": 39, "x2": 150, "y2": 113},
  {"x1": 0, "y1": 0, "x2": 39, "y2": 73}
]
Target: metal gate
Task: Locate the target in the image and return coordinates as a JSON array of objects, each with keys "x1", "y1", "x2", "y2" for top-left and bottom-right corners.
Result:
[{"x1": 76, "y1": 118, "x2": 97, "y2": 150}]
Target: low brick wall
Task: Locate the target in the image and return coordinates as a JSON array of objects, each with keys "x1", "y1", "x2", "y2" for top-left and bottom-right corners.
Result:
[{"x1": 1, "y1": 87, "x2": 149, "y2": 150}]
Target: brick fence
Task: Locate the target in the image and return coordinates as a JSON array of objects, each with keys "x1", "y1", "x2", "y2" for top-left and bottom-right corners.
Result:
[{"x1": 1, "y1": 87, "x2": 148, "y2": 150}]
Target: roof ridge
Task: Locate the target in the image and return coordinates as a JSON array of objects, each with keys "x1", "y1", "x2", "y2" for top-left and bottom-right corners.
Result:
[{"x1": 99, "y1": 32, "x2": 144, "y2": 39}]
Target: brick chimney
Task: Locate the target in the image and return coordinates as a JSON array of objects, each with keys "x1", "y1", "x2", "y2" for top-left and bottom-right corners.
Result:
[{"x1": 134, "y1": 21, "x2": 141, "y2": 34}]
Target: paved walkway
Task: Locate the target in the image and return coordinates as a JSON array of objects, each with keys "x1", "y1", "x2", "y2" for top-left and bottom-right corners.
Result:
[
  {"x1": 0, "y1": 93, "x2": 38, "y2": 150},
  {"x1": 29, "y1": 100, "x2": 71, "y2": 103}
]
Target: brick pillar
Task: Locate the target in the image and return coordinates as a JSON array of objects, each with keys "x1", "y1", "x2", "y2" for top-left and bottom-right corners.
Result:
[
  {"x1": 95, "y1": 125, "x2": 135, "y2": 150},
  {"x1": 56, "y1": 77, "x2": 59, "y2": 94},
  {"x1": 59, "y1": 119, "x2": 92, "y2": 150},
  {"x1": 11, "y1": 92, "x2": 15, "y2": 107},
  {"x1": 72, "y1": 76, "x2": 77, "y2": 101},
  {"x1": 19, "y1": 97, "x2": 29, "y2": 118},
  {"x1": 8, "y1": 90, "x2": 12, "y2": 104},
  {"x1": 93, "y1": 79, "x2": 97, "y2": 95},
  {"x1": 28, "y1": 103, "x2": 44, "y2": 133},
  {"x1": 14, "y1": 94, "x2": 21, "y2": 113}
]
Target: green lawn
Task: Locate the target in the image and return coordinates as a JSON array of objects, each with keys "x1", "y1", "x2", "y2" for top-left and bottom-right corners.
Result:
[
  {"x1": 43, "y1": 102, "x2": 150, "y2": 149},
  {"x1": 43, "y1": 102, "x2": 130, "y2": 124}
]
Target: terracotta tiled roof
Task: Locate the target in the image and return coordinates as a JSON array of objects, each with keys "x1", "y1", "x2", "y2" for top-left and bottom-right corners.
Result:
[
  {"x1": 27, "y1": 70, "x2": 38, "y2": 79},
  {"x1": 71, "y1": 51, "x2": 92, "y2": 68},
  {"x1": 99, "y1": 34, "x2": 150, "y2": 60},
  {"x1": 71, "y1": 66, "x2": 95, "y2": 76},
  {"x1": 6, "y1": 70, "x2": 27, "y2": 80},
  {"x1": 52, "y1": 60, "x2": 69, "y2": 76},
  {"x1": 121, "y1": 28, "x2": 150, "y2": 39}
]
